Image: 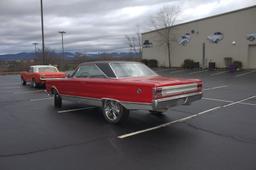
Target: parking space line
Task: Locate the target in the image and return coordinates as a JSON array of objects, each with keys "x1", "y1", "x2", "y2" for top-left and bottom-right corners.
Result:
[
  {"x1": 0, "y1": 86, "x2": 21, "y2": 89},
  {"x1": 58, "y1": 107, "x2": 96, "y2": 113},
  {"x1": 118, "y1": 96, "x2": 255, "y2": 139},
  {"x1": 13, "y1": 90, "x2": 46, "y2": 94},
  {"x1": 204, "y1": 85, "x2": 228, "y2": 91},
  {"x1": 188, "y1": 70, "x2": 208, "y2": 75},
  {"x1": 210, "y1": 71, "x2": 228, "y2": 76},
  {"x1": 202, "y1": 97, "x2": 256, "y2": 106},
  {"x1": 30, "y1": 97, "x2": 53, "y2": 102},
  {"x1": 236, "y1": 70, "x2": 256, "y2": 77}
]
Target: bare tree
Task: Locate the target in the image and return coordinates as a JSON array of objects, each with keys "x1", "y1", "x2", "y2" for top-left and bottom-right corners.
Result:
[
  {"x1": 125, "y1": 25, "x2": 142, "y2": 57},
  {"x1": 151, "y1": 5, "x2": 180, "y2": 67}
]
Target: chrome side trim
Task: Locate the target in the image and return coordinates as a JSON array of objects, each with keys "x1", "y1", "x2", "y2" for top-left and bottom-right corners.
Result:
[
  {"x1": 61, "y1": 95, "x2": 102, "y2": 107},
  {"x1": 40, "y1": 78, "x2": 65, "y2": 81},
  {"x1": 57, "y1": 92, "x2": 202, "y2": 111}
]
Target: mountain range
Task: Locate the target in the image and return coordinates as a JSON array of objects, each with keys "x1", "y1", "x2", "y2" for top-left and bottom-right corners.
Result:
[{"x1": 0, "y1": 52, "x2": 138, "y2": 61}]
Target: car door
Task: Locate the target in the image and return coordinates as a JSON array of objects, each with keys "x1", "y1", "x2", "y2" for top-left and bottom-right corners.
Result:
[{"x1": 69, "y1": 64, "x2": 108, "y2": 98}]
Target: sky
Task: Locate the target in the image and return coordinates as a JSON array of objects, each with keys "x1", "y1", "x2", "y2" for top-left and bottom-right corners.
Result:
[{"x1": 0, "y1": 0, "x2": 255, "y2": 55}]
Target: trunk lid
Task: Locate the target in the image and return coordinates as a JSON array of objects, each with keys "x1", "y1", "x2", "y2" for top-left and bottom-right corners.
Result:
[{"x1": 39, "y1": 72, "x2": 65, "y2": 79}]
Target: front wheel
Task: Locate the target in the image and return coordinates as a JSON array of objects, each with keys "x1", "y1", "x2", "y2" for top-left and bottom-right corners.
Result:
[
  {"x1": 54, "y1": 92, "x2": 62, "y2": 108},
  {"x1": 102, "y1": 100, "x2": 129, "y2": 124},
  {"x1": 31, "y1": 78, "x2": 39, "y2": 88}
]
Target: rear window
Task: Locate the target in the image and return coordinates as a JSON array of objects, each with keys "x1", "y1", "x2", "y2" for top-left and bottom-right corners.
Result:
[{"x1": 38, "y1": 67, "x2": 58, "y2": 72}]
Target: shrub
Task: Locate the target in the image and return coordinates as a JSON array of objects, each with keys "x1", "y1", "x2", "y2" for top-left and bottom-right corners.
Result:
[
  {"x1": 147, "y1": 59, "x2": 158, "y2": 68},
  {"x1": 141, "y1": 59, "x2": 148, "y2": 65},
  {"x1": 183, "y1": 59, "x2": 195, "y2": 69},
  {"x1": 233, "y1": 61, "x2": 242, "y2": 70}
]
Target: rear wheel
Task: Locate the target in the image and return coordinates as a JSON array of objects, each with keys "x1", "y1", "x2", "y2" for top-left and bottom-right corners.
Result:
[
  {"x1": 53, "y1": 90, "x2": 62, "y2": 108},
  {"x1": 21, "y1": 77, "x2": 26, "y2": 86},
  {"x1": 102, "y1": 100, "x2": 129, "y2": 124}
]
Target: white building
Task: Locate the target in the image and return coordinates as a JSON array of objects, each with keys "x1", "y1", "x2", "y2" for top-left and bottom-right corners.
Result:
[{"x1": 142, "y1": 5, "x2": 256, "y2": 69}]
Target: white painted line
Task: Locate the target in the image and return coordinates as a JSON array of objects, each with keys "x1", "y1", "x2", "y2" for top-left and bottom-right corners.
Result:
[
  {"x1": 58, "y1": 107, "x2": 96, "y2": 113},
  {"x1": 30, "y1": 97, "x2": 53, "y2": 102},
  {"x1": 236, "y1": 70, "x2": 256, "y2": 77},
  {"x1": 222, "y1": 96, "x2": 256, "y2": 107},
  {"x1": 202, "y1": 97, "x2": 256, "y2": 106},
  {"x1": 189, "y1": 70, "x2": 208, "y2": 75},
  {"x1": 118, "y1": 96, "x2": 256, "y2": 139},
  {"x1": 13, "y1": 90, "x2": 45, "y2": 94},
  {"x1": 118, "y1": 106, "x2": 221, "y2": 139},
  {"x1": 210, "y1": 71, "x2": 228, "y2": 76},
  {"x1": 0, "y1": 86, "x2": 21, "y2": 89},
  {"x1": 204, "y1": 85, "x2": 228, "y2": 91}
]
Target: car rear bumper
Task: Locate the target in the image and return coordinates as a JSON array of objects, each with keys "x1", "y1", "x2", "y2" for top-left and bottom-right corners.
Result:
[
  {"x1": 122, "y1": 92, "x2": 202, "y2": 111},
  {"x1": 152, "y1": 92, "x2": 202, "y2": 111}
]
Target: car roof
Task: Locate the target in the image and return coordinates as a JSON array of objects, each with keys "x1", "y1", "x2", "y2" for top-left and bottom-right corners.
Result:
[
  {"x1": 79, "y1": 60, "x2": 140, "y2": 66},
  {"x1": 31, "y1": 65, "x2": 56, "y2": 68}
]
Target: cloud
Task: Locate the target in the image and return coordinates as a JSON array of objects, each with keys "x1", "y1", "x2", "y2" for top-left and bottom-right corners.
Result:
[{"x1": 0, "y1": 0, "x2": 255, "y2": 54}]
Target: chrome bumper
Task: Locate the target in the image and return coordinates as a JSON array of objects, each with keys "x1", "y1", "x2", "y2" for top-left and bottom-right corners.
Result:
[
  {"x1": 152, "y1": 92, "x2": 202, "y2": 111},
  {"x1": 121, "y1": 92, "x2": 202, "y2": 111},
  {"x1": 40, "y1": 78, "x2": 64, "y2": 81}
]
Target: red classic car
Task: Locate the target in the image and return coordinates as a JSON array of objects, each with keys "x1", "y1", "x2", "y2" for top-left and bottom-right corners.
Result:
[
  {"x1": 46, "y1": 61, "x2": 202, "y2": 124},
  {"x1": 20, "y1": 65, "x2": 65, "y2": 88}
]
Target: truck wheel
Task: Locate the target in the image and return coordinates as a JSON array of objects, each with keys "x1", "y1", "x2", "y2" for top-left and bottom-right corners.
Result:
[
  {"x1": 21, "y1": 77, "x2": 26, "y2": 86},
  {"x1": 31, "y1": 79, "x2": 38, "y2": 88},
  {"x1": 102, "y1": 100, "x2": 129, "y2": 124},
  {"x1": 54, "y1": 91, "x2": 62, "y2": 108}
]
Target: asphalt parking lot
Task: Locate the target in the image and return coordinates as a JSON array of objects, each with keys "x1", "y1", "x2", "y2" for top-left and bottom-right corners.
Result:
[{"x1": 0, "y1": 69, "x2": 256, "y2": 170}]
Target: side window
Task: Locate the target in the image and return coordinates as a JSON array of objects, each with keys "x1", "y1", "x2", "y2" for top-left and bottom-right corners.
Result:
[{"x1": 74, "y1": 65, "x2": 106, "y2": 78}]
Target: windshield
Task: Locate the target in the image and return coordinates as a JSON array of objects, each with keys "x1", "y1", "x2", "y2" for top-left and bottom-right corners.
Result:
[
  {"x1": 38, "y1": 67, "x2": 58, "y2": 73},
  {"x1": 110, "y1": 63, "x2": 158, "y2": 78}
]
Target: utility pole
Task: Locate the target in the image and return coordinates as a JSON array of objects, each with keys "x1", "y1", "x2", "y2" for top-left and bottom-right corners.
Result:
[
  {"x1": 32, "y1": 42, "x2": 38, "y2": 57},
  {"x1": 59, "y1": 31, "x2": 66, "y2": 69},
  {"x1": 40, "y1": 0, "x2": 46, "y2": 64}
]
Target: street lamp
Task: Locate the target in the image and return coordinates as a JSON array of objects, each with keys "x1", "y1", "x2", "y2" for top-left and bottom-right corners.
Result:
[
  {"x1": 32, "y1": 42, "x2": 38, "y2": 57},
  {"x1": 40, "y1": 0, "x2": 46, "y2": 64},
  {"x1": 59, "y1": 31, "x2": 66, "y2": 69}
]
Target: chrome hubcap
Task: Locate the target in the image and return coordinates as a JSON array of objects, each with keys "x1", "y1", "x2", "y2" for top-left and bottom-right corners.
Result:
[{"x1": 104, "y1": 101, "x2": 120, "y2": 121}]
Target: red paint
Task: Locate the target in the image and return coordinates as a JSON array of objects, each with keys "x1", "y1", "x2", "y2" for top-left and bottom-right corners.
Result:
[
  {"x1": 46, "y1": 75, "x2": 202, "y2": 103},
  {"x1": 21, "y1": 71, "x2": 65, "y2": 85}
]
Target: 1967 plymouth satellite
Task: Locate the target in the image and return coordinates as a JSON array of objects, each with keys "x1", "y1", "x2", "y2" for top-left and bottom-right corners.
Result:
[
  {"x1": 20, "y1": 65, "x2": 65, "y2": 88},
  {"x1": 46, "y1": 61, "x2": 203, "y2": 124}
]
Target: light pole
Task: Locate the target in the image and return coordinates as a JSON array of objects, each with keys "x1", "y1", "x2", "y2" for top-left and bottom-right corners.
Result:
[
  {"x1": 32, "y1": 42, "x2": 38, "y2": 57},
  {"x1": 40, "y1": 0, "x2": 46, "y2": 64},
  {"x1": 59, "y1": 31, "x2": 66, "y2": 69}
]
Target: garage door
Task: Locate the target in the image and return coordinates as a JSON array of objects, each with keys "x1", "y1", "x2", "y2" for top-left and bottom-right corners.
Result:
[{"x1": 248, "y1": 45, "x2": 256, "y2": 69}]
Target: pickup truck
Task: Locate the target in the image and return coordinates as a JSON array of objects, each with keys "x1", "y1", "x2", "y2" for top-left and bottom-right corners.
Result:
[{"x1": 20, "y1": 65, "x2": 65, "y2": 88}]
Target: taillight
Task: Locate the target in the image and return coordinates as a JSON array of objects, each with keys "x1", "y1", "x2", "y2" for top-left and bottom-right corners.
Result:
[
  {"x1": 153, "y1": 88, "x2": 162, "y2": 99},
  {"x1": 197, "y1": 83, "x2": 202, "y2": 91}
]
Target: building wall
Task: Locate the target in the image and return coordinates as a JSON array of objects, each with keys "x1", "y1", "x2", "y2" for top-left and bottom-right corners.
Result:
[{"x1": 142, "y1": 6, "x2": 256, "y2": 68}]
